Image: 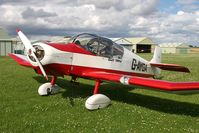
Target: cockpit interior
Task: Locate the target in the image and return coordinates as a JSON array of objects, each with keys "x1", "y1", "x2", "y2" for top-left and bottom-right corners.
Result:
[{"x1": 68, "y1": 33, "x2": 124, "y2": 59}]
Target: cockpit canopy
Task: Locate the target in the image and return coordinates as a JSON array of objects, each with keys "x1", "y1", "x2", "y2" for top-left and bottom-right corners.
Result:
[{"x1": 68, "y1": 33, "x2": 124, "y2": 59}]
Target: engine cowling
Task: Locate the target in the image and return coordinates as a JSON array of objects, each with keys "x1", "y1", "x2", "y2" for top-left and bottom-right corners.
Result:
[{"x1": 27, "y1": 42, "x2": 65, "y2": 66}]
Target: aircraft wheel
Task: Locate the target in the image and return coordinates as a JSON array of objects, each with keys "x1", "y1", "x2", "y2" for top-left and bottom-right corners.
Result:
[
  {"x1": 38, "y1": 83, "x2": 61, "y2": 96},
  {"x1": 85, "y1": 94, "x2": 111, "y2": 110},
  {"x1": 38, "y1": 83, "x2": 52, "y2": 96}
]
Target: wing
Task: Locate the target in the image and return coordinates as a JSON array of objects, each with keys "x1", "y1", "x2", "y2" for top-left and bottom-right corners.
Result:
[
  {"x1": 9, "y1": 53, "x2": 62, "y2": 77},
  {"x1": 150, "y1": 63, "x2": 190, "y2": 73},
  {"x1": 82, "y1": 72, "x2": 199, "y2": 91},
  {"x1": 9, "y1": 53, "x2": 34, "y2": 68}
]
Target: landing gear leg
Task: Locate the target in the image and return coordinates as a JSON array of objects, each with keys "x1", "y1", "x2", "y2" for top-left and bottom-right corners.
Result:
[
  {"x1": 85, "y1": 80, "x2": 111, "y2": 110},
  {"x1": 70, "y1": 76, "x2": 79, "y2": 85},
  {"x1": 93, "y1": 80, "x2": 101, "y2": 94},
  {"x1": 38, "y1": 76, "x2": 61, "y2": 96},
  {"x1": 51, "y1": 76, "x2": 57, "y2": 85}
]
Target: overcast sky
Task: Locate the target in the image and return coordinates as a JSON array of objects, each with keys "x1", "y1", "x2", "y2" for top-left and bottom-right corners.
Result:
[{"x1": 0, "y1": 0, "x2": 198, "y2": 45}]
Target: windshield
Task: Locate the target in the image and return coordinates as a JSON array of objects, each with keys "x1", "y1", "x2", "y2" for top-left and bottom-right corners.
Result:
[{"x1": 68, "y1": 33, "x2": 124, "y2": 59}]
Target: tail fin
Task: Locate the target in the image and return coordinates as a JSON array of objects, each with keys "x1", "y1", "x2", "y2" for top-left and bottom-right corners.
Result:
[
  {"x1": 149, "y1": 46, "x2": 190, "y2": 73},
  {"x1": 150, "y1": 46, "x2": 161, "y2": 76},
  {"x1": 150, "y1": 46, "x2": 161, "y2": 63}
]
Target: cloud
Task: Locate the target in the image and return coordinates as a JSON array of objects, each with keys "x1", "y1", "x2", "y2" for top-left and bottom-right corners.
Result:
[
  {"x1": 176, "y1": 0, "x2": 198, "y2": 5},
  {"x1": 127, "y1": 10, "x2": 199, "y2": 45},
  {"x1": 77, "y1": 0, "x2": 158, "y2": 15},
  {"x1": 22, "y1": 7, "x2": 57, "y2": 19},
  {"x1": 0, "y1": 0, "x2": 198, "y2": 46},
  {"x1": 177, "y1": 0, "x2": 199, "y2": 11},
  {"x1": 0, "y1": 0, "x2": 48, "y2": 6}
]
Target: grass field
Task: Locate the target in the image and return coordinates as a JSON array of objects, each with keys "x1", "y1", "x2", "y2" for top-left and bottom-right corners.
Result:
[{"x1": 0, "y1": 54, "x2": 199, "y2": 133}]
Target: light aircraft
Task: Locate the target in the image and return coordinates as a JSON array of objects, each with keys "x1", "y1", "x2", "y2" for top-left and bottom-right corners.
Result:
[{"x1": 9, "y1": 29, "x2": 199, "y2": 110}]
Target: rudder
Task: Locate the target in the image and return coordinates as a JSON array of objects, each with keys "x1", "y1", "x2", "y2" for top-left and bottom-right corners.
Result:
[
  {"x1": 150, "y1": 46, "x2": 161, "y2": 63},
  {"x1": 150, "y1": 46, "x2": 161, "y2": 76}
]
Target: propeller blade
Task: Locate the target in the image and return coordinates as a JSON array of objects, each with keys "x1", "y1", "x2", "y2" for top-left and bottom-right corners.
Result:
[
  {"x1": 16, "y1": 28, "x2": 35, "y2": 52},
  {"x1": 32, "y1": 53, "x2": 48, "y2": 80},
  {"x1": 17, "y1": 28, "x2": 48, "y2": 80}
]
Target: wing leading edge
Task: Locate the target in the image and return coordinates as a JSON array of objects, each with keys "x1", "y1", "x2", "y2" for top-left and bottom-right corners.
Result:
[
  {"x1": 82, "y1": 72, "x2": 199, "y2": 91},
  {"x1": 9, "y1": 53, "x2": 34, "y2": 67}
]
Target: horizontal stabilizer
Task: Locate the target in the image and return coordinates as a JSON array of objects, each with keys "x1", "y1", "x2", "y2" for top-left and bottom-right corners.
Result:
[
  {"x1": 9, "y1": 53, "x2": 33, "y2": 67},
  {"x1": 150, "y1": 63, "x2": 190, "y2": 73}
]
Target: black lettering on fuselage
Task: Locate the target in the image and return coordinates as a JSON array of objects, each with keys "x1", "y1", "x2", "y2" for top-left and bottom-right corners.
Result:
[
  {"x1": 132, "y1": 58, "x2": 137, "y2": 70},
  {"x1": 131, "y1": 58, "x2": 147, "y2": 72}
]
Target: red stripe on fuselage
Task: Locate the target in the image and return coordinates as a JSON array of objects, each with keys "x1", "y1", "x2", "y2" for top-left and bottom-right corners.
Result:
[
  {"x1": 71, "y1": 65, "x2": 154, "y2": 78},
  {"x1": 37, "y1": 63, "x2": 154, "y2": 78},
  {"x1": 47, "y1": 43, "x2": 95, "y2": 55}
]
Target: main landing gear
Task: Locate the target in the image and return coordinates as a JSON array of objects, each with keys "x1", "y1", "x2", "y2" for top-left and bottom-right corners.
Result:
[
  {"x1": 85, "y1": 80, "x2": 111, "y2": 110},
  {"x1": 38, "y1": 76, "x2": 111, "y2": 110},
  {"x1": 38, "y1": 76, "x2": 60, "y2": 96}
]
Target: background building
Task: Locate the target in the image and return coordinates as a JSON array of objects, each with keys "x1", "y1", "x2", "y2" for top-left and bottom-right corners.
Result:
[
  {"x1": 112, "y1": 38, "x2": 133, "y2": 51},
  {"x1": 159, "y1": 43, "x2": 190, "y2": 54},
  {"x1": 0, "y1": 28, "x2": 16, "y2": 56},
  {"x1": 113, "y1": 37, "x2": 156, "y2": 53},
  {"x1": 190, "y1": 47, "x2": 199, "y2": 53}
]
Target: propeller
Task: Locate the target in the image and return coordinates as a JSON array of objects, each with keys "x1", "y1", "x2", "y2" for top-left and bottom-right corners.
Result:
[{"x1": 16, "y1": 28, "x2": 48, "y2": 80}]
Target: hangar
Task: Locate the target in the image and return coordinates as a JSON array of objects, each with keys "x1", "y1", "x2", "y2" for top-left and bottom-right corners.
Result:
[
  {"x1": 112, "y1": 38, "x2": 133, "y2": 51},
  {"x1": 114, "y1": 37, "x2": 156, "y2": 53},
  {"x1": 0, "y1": 28, "x2": 16, "y2": 56},
  {"x1": 159, "y1": 43, "x2": 190, "y2": 54}
]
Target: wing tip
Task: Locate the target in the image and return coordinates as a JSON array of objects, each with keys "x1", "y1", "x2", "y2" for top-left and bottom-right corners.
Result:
[{"x1": 9, "y1": 53, "x2": 33, "y2": 67}]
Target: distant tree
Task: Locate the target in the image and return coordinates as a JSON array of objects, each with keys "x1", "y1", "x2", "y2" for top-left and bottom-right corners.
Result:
[{"x1": 189, "y1": 45, "x2": 193, "y2": 47}]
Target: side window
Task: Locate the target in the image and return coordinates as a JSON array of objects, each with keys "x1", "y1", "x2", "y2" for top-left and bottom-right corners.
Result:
[
  {"x1": 87, "y1": 39, "x2": 99, "y2": 54},
  {"x1": 98, "y1": 39, "x2": 112, "y2": 58},
  {"x1": 112, "y1": 43, "x2": 124, "y2": 59}
]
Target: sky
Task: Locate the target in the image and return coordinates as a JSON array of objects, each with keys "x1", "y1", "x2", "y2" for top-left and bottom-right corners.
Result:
[{"x1": 0, "y1": 0, "x2": 198, "y2": 45}]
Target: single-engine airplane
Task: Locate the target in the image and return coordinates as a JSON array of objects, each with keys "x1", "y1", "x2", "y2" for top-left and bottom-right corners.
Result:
[{"x1": 9, "y1": 29, "x2": 199, "y2": 110}]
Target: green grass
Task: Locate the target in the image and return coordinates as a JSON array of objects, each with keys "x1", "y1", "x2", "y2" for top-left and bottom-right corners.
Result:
[{"x1": 0, "y1": 54, "x2": 199, "y2": 133}]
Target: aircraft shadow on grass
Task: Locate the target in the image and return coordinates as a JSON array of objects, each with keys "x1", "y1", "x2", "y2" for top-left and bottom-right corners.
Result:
[{"x1": 33, "y1": 76, "x2": 199, "y2": 117}]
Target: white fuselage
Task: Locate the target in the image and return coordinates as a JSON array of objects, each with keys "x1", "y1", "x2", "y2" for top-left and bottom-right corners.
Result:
[{"x1": 29, "y1": 43, "x2": 155, "y2": 77}]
